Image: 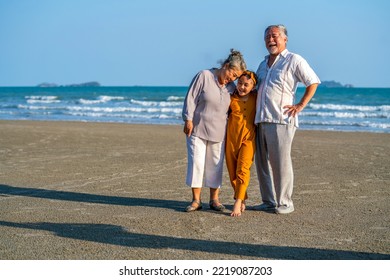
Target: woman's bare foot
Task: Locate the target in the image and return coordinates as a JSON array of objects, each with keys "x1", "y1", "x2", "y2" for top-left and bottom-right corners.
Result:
[{"x1": 231, "y1": 199, "x2": 242, "y2": 217}]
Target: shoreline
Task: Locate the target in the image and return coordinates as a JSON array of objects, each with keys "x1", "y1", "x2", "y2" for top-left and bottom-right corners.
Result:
[
  {"x1": 1, "y1": 118, "x2": 389, "y2": 134},
  {"x1": 0, "y1": 120, "x2": 389, "y2": 259}
]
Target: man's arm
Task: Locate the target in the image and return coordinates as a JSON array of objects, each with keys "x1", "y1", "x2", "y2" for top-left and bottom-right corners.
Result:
[{"x1": 283, "y1": 83, "x2": 319, "y2": 117}]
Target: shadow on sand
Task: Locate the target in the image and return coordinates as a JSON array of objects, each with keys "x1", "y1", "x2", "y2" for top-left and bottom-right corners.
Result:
[
  {"x1": 1, "y1": 184, "x2": 389, "y2": 259},
  {"x1": 0, "y1": 221, "x2": 389, "y2": 260},
  {"x1": 0, "y1": 184, "x2": 187, "y2": 211}
]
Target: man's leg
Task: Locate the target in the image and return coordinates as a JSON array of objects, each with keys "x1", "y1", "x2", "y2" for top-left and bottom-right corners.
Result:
[
  {"x1": 266, "y1": 123, "x2": 296, "y2": 212},
  {"x1": 255, "y1": 124, "x2": 276, "y2": 207}
]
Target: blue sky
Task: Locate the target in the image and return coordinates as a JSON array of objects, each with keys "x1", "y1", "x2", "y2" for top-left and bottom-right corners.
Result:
[{"x1": 1, "y1": 0, "x2": 389, "y2": 87}]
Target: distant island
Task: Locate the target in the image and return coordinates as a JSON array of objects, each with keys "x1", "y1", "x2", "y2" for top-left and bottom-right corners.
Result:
[
  {"x1": 319, "y1": 80, "x2": 353, "y2": 88},
  {"x1": 37, "y1": 81, "x2": 101, "y2": 87}
]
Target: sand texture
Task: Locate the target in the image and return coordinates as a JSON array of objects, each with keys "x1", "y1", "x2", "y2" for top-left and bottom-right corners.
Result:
[{"x1": 0, "y1": 120, "x2": 389, "y2": 259}]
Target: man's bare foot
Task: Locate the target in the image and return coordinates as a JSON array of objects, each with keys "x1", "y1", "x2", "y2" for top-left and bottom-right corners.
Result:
[{"x1": 231, "y1": 200, "x2": 242, "y2": 217}]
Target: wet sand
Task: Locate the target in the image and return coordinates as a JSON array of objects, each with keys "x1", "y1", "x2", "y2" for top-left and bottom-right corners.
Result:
[{"x1": 0, "y1": 120, "x2": 389, "y2": 259}]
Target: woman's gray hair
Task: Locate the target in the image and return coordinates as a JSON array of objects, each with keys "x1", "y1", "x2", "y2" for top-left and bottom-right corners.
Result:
[
  {"x1": 220, "y1": 49, "x2": 247, "y2": 72},
  {"x1": 264, "y1": 24, "x2": 288, "y2": 39}
]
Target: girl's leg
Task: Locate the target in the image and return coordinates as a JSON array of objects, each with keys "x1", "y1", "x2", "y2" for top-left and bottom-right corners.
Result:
[
  {"x1": 241, "y1": 199, "x2": 246, "y2": 212},
  {"x1": 235, "y1": 140, "x2": 255, "y2": 201},
  {"x1": 231, "y1": 199, "x2": 243, "y2": 217},
  {"x1": 225, "y1": 139, "x2": 238, "y2": 197}
]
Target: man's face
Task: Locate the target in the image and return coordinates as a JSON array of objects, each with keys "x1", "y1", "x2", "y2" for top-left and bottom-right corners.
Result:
[{"x1": 265, "y1": 27, "x2": 287, "y2": 56}]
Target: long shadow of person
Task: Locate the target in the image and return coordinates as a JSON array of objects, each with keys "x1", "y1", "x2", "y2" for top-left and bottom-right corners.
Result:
[
  {"x1": 0, "y1": 220, "x2": 389, "y2": 260},
  {"x1": 0, "y1": 184, "x2": 187, "y2": 211}
]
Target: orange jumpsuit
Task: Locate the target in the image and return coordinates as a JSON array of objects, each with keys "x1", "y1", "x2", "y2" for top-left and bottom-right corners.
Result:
[{"x1": 225, "y1": 91, "x2": 257, "y2": 201}]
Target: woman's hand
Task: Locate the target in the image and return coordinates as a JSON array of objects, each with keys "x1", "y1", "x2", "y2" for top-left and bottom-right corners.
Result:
[{"x1": 183, "y1": 120, "x2": 193, "y2": 137}]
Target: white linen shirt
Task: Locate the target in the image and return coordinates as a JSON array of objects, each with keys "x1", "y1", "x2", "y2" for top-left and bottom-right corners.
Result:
[{"x1": 255, "y1": 49, "x2": 320, "y2": 127}]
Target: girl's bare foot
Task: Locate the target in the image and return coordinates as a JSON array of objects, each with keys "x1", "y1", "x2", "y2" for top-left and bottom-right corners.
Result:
[
  {"x1": 231, "y1": 199, "x2": 242, "y2": 217},
  {"x1": 241, "y1": 201, "x2": 246, "y2": 212}
]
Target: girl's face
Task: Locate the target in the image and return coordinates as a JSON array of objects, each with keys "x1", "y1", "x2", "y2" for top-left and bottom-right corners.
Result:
[{"x1": 236, "y1": 75, "x2": 255, "y2": 97}]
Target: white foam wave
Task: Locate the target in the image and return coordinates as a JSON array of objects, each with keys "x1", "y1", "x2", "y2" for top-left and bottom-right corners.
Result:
[
  {"x1": 301, "y1": 120, "x2": 390, "y2": 129},
  {"x1": 68, "y1": 111, "x2": 180, "y2": 120},
  {"x1": 25, "y1": 95, "x2": 58, "y2": 100},
  {"x1": 67, "y1": 106, "x2": 182, "y2": 114},
  {"x1": 79, "y1": 95, "x2": 125, "y2": 104},
  {"x1": 130, "y1": 99, "x2": 182, "y2": 107},
  {"x1": 167, "y1": 96, "x2": 184, "y2": 101},
  {"x1": 27, "y1": 100, "x2": 61, "y2": 104},
  {"x1": 309, "y1": 103, "x2": 390, "y2": 112},
  {"x1": 301, "y1": 111, "x2": 390, "y2": 119},
  {"x1": 25, "y1": 96, "x2": 60, "y2": 104},
  {"x1": 100, "y1": 95, "x2": 125, "y2": 101},
  {"x1": 18, "y1": 105, "x2": 57, "y2": 110},
  {"x1": 79, "y1": 99, "x2": 102, "y2": 105},
  {"x1": 17, "y1": 104, "x2": 182, "y2": 115}
]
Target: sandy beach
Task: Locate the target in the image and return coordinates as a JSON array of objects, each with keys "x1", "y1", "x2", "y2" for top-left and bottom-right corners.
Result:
[{"x1": 0, "y1": 120, "x2": 389, "y2": 260}]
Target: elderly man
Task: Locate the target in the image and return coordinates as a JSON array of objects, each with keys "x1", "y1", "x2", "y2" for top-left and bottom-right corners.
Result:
[{"x1": 255, "y1": 24, "x2": 320, "y2": 214}]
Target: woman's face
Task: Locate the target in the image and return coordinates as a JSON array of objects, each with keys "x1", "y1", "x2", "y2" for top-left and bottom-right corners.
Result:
[
  {"x1": 236, "y1": 75, "x2": 255, "y2": 97},
  {"x1": 218, "y1": 65, "x2": 242, "y2": 85}
]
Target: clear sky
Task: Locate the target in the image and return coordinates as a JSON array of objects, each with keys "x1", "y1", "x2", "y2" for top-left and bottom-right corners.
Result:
[{"x1": 1, "y1": 0, "x2": 389, "y2": 88}]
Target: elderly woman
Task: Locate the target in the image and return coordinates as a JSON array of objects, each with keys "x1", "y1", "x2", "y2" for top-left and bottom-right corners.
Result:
[{"x1": 182, "y1": 49, "x2": 247, "y2": 212}]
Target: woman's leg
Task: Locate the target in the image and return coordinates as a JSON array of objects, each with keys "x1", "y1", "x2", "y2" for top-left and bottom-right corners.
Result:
[
  {"x1": 205, "y1": 140, "x2": 225, "y2": 210},
  {"x1": 186, "y1": 135, "x2": 206, "y2": 188},
  {"x1": 185, "y1": 136, "x2": 206, "y2": 211}
]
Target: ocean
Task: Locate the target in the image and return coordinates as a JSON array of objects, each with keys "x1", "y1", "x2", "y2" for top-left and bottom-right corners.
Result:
[{"x1": 0, "y1": 86, "x2": 389, "y2": 133}]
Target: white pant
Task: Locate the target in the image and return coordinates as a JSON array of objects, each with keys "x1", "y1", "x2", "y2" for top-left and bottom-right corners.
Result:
[
  {"x1": 186, "y1": 135, "x2": 225, "y2": 188},
  {"x1": 255, "y1": 122, "x2": 296, "y2": 208}
]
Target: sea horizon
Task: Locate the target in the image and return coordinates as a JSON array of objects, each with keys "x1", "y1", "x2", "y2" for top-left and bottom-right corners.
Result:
[{"x1": 1, "y1": 85, "x2": 390, "y2": 88}]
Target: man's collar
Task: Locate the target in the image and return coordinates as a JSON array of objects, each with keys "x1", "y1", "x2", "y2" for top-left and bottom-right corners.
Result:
[
  {"x1": 265, "y1": 49, "x2": 289, "y2": 59},
  {"x1": 280, "y1": 49, "x2": 289, "y2": 58}
]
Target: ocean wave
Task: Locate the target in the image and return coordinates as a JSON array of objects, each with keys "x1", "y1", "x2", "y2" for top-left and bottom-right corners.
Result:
[
  {"x1": 25, "y1": 95, "x2": 58, "y2": 100},
  {"x1": 18, "y1": 105, "x2": 60, "y2": 110},
  {"x1": 17, "y1": 104, "x2": 182, "y2": 115},
  {"x1": 300, "y1": 120, "x2": 390, "y2": 129},
  {"x1": 67, "y1": 106, "x2": 181, "y2": 114},
  {"x1": 79, "y1": 99, "x2": 102, "y2": 105},
  {"x1": 25, "y1": 95, "x2": 60, "y2": 104},
  {"x1": 308, "y1": 103, "x2": 390, "y2": 112},
  {"x1": 130, "y1": 99, "x2": 182, "y2": 107},
  {"x1": 68, "y1": 111, "x2": 181, "y2": 120},
  {"x1": 167, "y1": 96, "x2": 185, "y2": 101},
  {"x1": 301, "y1": 111, "x2": 390, "y2": 119},
  {"x1": 79, "y1": 95, "x2": 125, "y2": 104}
]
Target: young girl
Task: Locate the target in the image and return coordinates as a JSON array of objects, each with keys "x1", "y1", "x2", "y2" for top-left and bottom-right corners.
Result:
[{"x1": 225, "y1": 71, "x2": 258, "y2": 217}]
